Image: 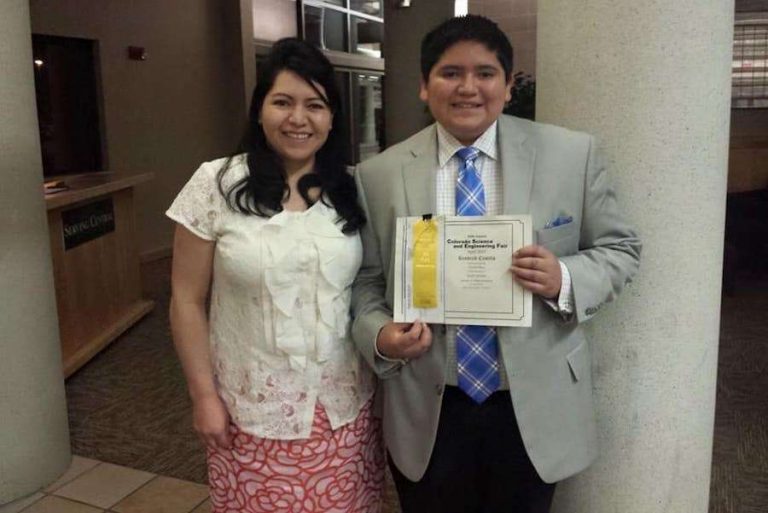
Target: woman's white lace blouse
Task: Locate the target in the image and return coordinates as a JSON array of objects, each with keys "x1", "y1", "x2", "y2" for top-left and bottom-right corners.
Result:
[{"x1": 166, "y1": 156, "x2": 374, "y2": 440}]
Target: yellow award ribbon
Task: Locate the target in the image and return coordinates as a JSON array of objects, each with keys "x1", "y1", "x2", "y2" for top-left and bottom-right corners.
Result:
[{"x1": 412, "y1": 218, "x2": 438, "y2": 308}]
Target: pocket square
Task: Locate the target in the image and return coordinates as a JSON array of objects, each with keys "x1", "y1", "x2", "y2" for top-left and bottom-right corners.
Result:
[{"x1": 545, "y1": 215, "x2": 573, "y2": 229}]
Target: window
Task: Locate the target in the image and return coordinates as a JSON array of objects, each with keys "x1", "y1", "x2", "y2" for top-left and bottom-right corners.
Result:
[
  {"x1": 733, "y1": 15, "x2": 768, "y2": 108},
  {"x1": 349, "y1": 0, "x2": 382, "y2": 17},
  {"x1": 300, "y1": 1, "x2": 384, "y2": 58},
  {"x1": 304, "y1": 4, "x2": 348, "y2": 53},
  {"x1": 351, "y1": 16, "x2": 383, "y2": 58},
  {"x1": 336, "y1": 71, "x2": 384, "y2": 164},
  {"x1": 293, "y1": 1, "x2": 385, "y2": 163},
  {"x1": 353, "y1": 73, "x2": 384, "y2": 162}
]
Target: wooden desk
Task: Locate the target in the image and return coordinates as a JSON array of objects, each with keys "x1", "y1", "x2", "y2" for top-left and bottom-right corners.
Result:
[{"x1": 45, "y1": 172, "x2": 154, "y2": 377}]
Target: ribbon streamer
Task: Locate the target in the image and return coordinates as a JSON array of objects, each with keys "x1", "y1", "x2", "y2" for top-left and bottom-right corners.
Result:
[{"x1": 412, "y1": 218, "x2": 438, "y2": 308}]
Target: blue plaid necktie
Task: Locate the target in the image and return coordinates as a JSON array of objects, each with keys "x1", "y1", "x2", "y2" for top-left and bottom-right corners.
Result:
[{"x1": 455, "y1": 146, "x2": 500, "y2": 403}]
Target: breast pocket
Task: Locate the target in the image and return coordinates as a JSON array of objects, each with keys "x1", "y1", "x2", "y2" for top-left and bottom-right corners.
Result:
[{"x1": 535, "y1": 223, "x2": 578, "y2": 256}]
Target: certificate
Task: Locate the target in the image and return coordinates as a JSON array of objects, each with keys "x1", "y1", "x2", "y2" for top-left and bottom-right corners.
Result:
[{"x1": 393, "y1": 215, "x2": 532, "y2": 327}]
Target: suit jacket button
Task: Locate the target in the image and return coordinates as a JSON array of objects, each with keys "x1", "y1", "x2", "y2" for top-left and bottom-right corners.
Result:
[{"x1": 435, "y1": 384, "x2": 443, "y2": 396}]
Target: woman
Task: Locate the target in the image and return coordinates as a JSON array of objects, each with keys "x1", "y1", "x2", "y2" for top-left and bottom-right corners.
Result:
[{"x1": 166, "y1": 39, "x2": 383, "y2": 512}]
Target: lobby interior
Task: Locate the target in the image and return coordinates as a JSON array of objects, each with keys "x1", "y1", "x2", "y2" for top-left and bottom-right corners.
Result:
[{"x1": 3, "y1": 1, "x2": 767, "y2": 512}]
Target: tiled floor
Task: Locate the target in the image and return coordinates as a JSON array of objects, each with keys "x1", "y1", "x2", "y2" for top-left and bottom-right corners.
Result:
[{"x1": 0, "y1": 456, "x2": 210, "y2": 513}]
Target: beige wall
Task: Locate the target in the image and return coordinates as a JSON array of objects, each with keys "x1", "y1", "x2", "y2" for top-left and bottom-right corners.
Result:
[
  {"x1": 470, "y1": 0, "x2": 537, "y2": 77},
  {"x1": 30, "y1": 0, "x2": 248, "y2": 255}
]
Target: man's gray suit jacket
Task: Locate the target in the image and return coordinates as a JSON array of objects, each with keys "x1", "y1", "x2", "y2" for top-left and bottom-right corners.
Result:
[{"x1": 351, "y1": 114, "x2": 641, "y2": 484}]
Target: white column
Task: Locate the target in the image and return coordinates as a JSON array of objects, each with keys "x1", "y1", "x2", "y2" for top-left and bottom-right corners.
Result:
[
  {"x1": 0, "y1": 1, "x2": 71, "y2": 504},
  {"x1": 537, "y1": 2, "x2": 733, "y2": 512}
]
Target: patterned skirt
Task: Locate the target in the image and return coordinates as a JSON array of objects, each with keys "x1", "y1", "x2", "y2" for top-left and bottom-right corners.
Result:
[{"x1": 207, "y1": 399, "x2": 385, "y2": 513}]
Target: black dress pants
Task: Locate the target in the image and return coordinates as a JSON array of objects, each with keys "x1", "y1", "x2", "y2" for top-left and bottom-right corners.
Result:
[{"x1": 389, "y1": 386, "x2": 556, "y2": 513}]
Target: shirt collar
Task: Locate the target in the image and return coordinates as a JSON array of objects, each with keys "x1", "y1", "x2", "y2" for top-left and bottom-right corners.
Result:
[{"x1": 436, "y1": 121, "x2": 498, "y2": 168}]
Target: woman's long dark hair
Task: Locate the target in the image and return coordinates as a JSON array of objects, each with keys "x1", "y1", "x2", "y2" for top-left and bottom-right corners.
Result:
[{"x1": 217, "y1": 38, "x2": 365, "y2": 233}]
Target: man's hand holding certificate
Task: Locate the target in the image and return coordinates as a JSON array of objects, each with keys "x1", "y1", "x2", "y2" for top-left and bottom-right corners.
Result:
[{"x1": 393, "y1": 215, "x2": 533, "y2": 327}]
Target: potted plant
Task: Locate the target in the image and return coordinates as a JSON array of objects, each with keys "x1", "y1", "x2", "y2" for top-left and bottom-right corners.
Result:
[{"x1": 504, "y1": 71, "x2": 536, "y2": 121}]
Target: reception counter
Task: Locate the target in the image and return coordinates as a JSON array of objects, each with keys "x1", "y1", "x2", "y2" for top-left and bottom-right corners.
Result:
[{"x1": 45, "y1": 172, "x2": 154, "y2": 377}]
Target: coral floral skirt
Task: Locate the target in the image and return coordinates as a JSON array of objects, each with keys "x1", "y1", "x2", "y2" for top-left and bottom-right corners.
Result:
[{"x1": 206, "y1": 399, "x2": 384, "y2": 513}]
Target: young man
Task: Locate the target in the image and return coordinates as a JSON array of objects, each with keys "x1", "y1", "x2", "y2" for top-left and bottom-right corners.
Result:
[{"x1": 351, "y1": 15, "x2": 641, "y2": 513}]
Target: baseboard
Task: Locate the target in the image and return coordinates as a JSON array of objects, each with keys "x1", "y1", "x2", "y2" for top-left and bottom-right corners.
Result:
[{"x1": 140, "y1": 246, "x2": 172, "y2": 263}]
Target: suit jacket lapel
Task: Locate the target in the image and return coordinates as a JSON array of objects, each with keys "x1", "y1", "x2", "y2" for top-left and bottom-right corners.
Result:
[
  {"x1": 402, "y1": 125, "x2": 439, "y2": 216},
  {"x1": 498, "y1": 116, "x2": 536, "y2": 215}
]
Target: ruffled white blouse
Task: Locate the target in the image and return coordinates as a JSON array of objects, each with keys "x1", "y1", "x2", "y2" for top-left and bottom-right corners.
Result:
[{"x1": 166, "y1": 156, "x2": 374, "y2": 439}]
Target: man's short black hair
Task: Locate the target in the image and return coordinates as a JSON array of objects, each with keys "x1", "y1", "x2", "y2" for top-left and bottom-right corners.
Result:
[{"x1": 420, "y1": 15, "x2": 514, "y2": 83}]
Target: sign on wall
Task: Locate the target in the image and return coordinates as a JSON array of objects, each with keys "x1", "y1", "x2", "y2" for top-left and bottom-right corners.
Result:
[{"x1": 62, "y1": 198, "x2": 115, "y2": 250}]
